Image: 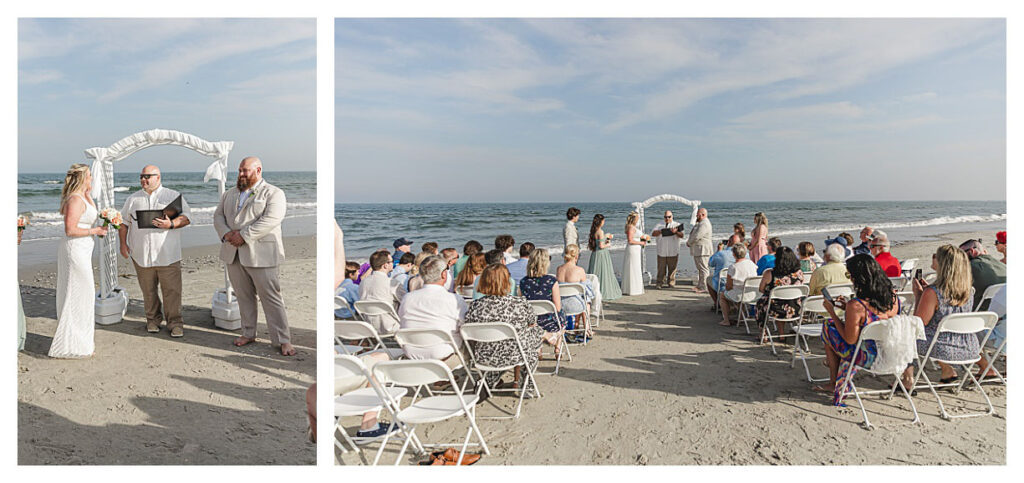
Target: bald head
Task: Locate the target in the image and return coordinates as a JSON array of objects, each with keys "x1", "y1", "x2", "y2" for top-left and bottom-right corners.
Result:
[
  {"x1": 697, "y1": 208, "x2": 707, "y2": 221},
  {"x1": 140, "y1": 164, "x2": 161, "y2": 193},
  {"x1": 237, "y1": 156, "x2": 263, "y2": 191}
]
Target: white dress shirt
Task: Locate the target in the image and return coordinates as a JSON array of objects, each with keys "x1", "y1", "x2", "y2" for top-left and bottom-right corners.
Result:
[
  {"x1": 121, "y1": 185, "x2": 191, "y2": 268},
  {"x1": 653, "y1": 221, "x2": 681, "y2": 258},
  {"x1": 564, "y1": 221, "x2": 578, "y2": 249},
  {"x1": 398, "y1": 284, "x2": 468, "y2": 360}
]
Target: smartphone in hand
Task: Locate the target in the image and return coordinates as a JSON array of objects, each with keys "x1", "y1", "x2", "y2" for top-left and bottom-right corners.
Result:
[{"x1": 914, "y1": 268, "x2": 923, "y2": 281}]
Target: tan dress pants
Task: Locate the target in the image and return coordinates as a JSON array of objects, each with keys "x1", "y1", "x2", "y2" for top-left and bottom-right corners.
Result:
[
  {"x1": 694, "y1": 256, "x2": 711, "y2": 290},
  {"x1": 226, "y1": 258, "x2": 292, "y2": 345},
  {"x1": 133, "y1": 260, "x2": 183, "y2": 330},
  {"x1": 656, "y1": 256, "x2": 678, "y2": 287}
]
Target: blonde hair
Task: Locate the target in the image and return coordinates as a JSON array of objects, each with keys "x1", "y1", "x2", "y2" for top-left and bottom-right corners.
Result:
[
  {"x1": 754, "y1": 212, "x2": 767, "y2": 229},
  {"x1": 563, "y1": 244, "x2": 580, "y2": 262},
  {"x1": 933, "y1": 244, "x2": 973, "y2": 307},
  {"x1": 624, "y1": 212, "x2": 639, "y2": 234},
  {"x1": 527, "y1": 248, "x2": 551, "y2": 278},
  {"x1": 410, "y1": 252, "x2": 430, "y2": 276},
  {"x1": 60, "y1": 164, "x2": 91, "y2": 213}
]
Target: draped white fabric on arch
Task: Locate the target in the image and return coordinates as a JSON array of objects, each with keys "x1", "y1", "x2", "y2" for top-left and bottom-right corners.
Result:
[{"x1": 630, "y1": 194, "x2": 702, "y2": 284}]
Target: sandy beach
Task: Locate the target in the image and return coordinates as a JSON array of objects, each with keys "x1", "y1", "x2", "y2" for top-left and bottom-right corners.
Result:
[
  {"x1": 18, "y1": 235, "x2": 317, "y2": 465},
  {"x1": 336, "y1": 228, "x2": 1005, "y2": 465}
]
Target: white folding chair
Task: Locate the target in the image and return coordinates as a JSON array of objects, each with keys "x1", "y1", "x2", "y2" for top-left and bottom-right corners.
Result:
[
  {"x1": 972, "y1": 315, "x2": 1007, "y2": 386},
  {"x1": 974, "y1": 283, "x2": 1005, "y2": 312},
  {"x1": 823, "y1": 283, "x2": 855, "y2": 301},
  {"x1": 760, "y1": 285, "x2": 809, "y2": 355},
  {"x1": 736, "y1": 277, "x2": 762, "y2": 335},
  {"x1": 586, "y1": 274, "x2": 603, "y2": 328},
  {"x1": 791, "y1": 295, "x2": 828, "y2": 382},
  {"x1": 334, "y1": 355, "x2": 415, "y2": 457},
  {"x1": 837, "y1": 322, "x2": 921, "y2": 430},
  {"x1": 335, "y1": 320, "x2": 405, "y2": 360},
  {"x1": 559, "y1": 282, "x2": 591, "y2": 346},
  {"x1": 895, "y1": 291, "x2": 916, "y2": 316},
  {"x1": 912, "y1": 311, "x2": 998, "y2": 420},
  {"x1": 529, "y1": 299, "x2": 572, "y2": 375},
  {"x1": 455, "y1": 285, "x2": 475, "y2": 300},
  {"x1": 393, "y1": 328, "x2": 475, "y2": 393},
  {"x1": 460, "y1": 322, "x2": 541, "y2": 419},
  {"x1": 353, "y1": 300, "x2": 400, "y2": 336},
  {"x1": 900, "y1": 258, "x2": 918, "y2": 279},
  {"x1": 372, "y1": 359, "x2": 490, "y2": 465},
  {"x1": 889, "y1": 276, "x2": 909, "y2": 292}
]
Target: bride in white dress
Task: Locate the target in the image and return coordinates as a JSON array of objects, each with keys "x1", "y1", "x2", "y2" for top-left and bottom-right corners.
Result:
[
  {"x1": 49, "y1": 164, "x2": 107, "y2": 359},
  {"x1": 621, "y1": 211, "x2": 646, "y2": 296}
]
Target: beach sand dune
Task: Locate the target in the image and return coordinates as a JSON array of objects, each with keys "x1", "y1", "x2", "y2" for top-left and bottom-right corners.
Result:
[
  {"x1": 337, "y1": 230, "x2": 1004, "y2": 465},
  {"x1": 19, "y1": 237, "x2": 317, "y2": 465}
]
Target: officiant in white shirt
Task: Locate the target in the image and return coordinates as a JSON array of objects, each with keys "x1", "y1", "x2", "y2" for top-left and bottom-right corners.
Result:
[
  {"x1": 118, "y1": 165, "x2": 192, "y2": 337},
  {"x1": 651, "y1": 210, "x2": 684, "y2": 288}
]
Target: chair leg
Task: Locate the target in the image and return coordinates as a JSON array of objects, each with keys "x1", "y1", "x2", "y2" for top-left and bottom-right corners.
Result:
[
  {"x1": 392, "y1": 425, "x2": 418, "y2": 466},
  {"x1": 848, "y1": 380, "x2": 873, "y2": 430},
  {"x1": 467, "y1": 406, "x2": 491, "y2": 455},
  {"x1": 762, "y1": 318, "x2": 777, "y2": 355}
]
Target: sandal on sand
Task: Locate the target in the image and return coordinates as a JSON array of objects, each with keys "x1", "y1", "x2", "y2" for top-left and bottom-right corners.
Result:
[{"x1": 811, "y1": 384, "x2": 833, "y2": 394}]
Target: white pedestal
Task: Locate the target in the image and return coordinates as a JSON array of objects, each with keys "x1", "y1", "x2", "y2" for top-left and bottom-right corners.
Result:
[
  {"x1": 211, "y1": 288, "x2": 241, "y2": 331},
  {"x1": 95, "y1": 288, "x2": 128, "y2": 325}
]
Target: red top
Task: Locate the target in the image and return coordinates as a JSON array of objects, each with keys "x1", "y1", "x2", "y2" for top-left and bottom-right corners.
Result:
[{"x1": 875, "y1": 251, "x2": 902, "y2": 277}]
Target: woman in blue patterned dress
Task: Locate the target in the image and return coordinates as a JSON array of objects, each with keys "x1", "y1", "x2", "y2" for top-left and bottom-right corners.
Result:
[{"x1": 519, "y1": 248, "x2": 567, "y2": 345}]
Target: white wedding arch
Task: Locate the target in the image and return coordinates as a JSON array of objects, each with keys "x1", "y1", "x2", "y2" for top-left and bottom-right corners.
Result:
[
  {"x1": 86, "y1": 128, "x2": 240, "y2": 328},
  {"x1": 630, "y1": 194, "x2": 701, "y2": 284}
]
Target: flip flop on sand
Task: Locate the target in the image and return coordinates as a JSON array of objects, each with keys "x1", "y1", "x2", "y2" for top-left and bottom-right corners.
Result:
[{"x1": 811, "y1": 384, "x2": 833, "y2": 394}]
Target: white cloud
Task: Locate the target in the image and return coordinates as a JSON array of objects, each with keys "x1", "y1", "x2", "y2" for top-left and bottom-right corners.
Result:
[{"x1": 18, "y1": 69, "x2": 63, "y2": 85}]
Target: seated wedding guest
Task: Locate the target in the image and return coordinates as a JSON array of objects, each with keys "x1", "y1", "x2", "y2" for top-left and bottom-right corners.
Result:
[
  {"x1": 441, "y1": 247, "x2": 459, "y2": 291},
  {"x1": 719, "y1": 244, "x2": 758, "y2": 326},
  {"x1": 733, "y1": 222, "x2": 746, "y2": 244},
  {"x1": 474, "y1": 249, "x2": 518, "y2": 299},
  {"x1": 355, "y1": 248, "x2": 388, "y2": 284},
  {"x1": 756, "y1": 237, "x2": 783, "y2": 275},
  {"x1": 708, "y1": 234, "x2": 741, "y2": 308},
  {"x1": 335, "y1": 261, "x2": 361, "y2": 319},
  {"x1": 464, "y1": 263, "x2": 545, "y2": 387},
  {"x1": 818, "y1": 254, "x2": 901, "y2": 405},
  {"x1": 556, "y1": 244, "x2": 595, "y2": 331},
  {"x1": 421, "y1": 242, "x2": 439, "y2": 256},
  {"x1": 959, "y1": 238, "x2": 1006, "y2": 308},
  {"x1": 334, "y1": 349, "x2": 397, "y2": 439},
  {"x1": 454, "y1": 240, "x2": 483, "y2": 278},
  {"x1": 520, "y1": 248, "x2": 570, "y2": 343},
  {"x1": 974, "y1": 284, "x2": 1006, "y2": 379},
  {"x1": 995, "y1": 231, "x2": 1006, "y2": 264},
  {"x1": 900, "y1": 245, "x2": 979, "y2": 387},
  {"x1": 869, "y1": 230, "x2": 901, "y2": 277},
  {"x1": 824, "y1": 234, "x2": 852, "y2": 259},
  {"x1": 506, "y1": 242, "x2": 535, "y2": 283},
  {"x1": 839, "y1": 232, "x2": 856, "y2": 249},
  {"x1": 808, "y1": 242, "x2": 851, "y2": 296},
  {"x1": 495, "y1": 234, "x2": 517, "y2": 264},
  {"x1": 389, "y1": 251, "x2": 416, "y2": 293},
  {"x1": 454, "y1": 253, "x2": 486, "y2": 294},
  {"x1": 755, "y1": 246, "x2": 804, "y2": 340},
  {"x1": 398, "y1": 252, "x2": 432, "y2": 300},
  {"x1": 359, "y1": 250, "x2": 399, "y2": 333},
  {"x1": 398, "y1": 255, "x2": 468, "y2": 369},
  {"x1": 392, "y1": 237, "x2": 413, "y2": 268},
  {"x1": 797, "y1": 241, "x2": 819, "y2": 273},
  {"x1": 853, "y1": 226, "x2": 874, "y2": 256}
]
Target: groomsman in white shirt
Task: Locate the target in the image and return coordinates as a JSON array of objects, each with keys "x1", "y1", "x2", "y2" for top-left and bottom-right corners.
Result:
[{"x1": 118, "y1": 165, "x2": 191, "y2": 337}]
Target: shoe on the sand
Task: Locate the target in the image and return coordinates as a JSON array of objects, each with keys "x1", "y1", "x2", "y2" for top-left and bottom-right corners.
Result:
[
  {"x1": 146, "y1": 322, "x2": 160, "y2": 333},
  {"x1": 356, "y1": 421, "x2": 399, "y2": 438},
  {"x1": 170, "y1": 327, "x2": 184, "y2": 338}
]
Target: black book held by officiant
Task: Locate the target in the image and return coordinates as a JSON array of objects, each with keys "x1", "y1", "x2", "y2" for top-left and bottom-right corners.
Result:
[
  {"x1": 660, "y1": 227, "x2": 677, "y2": 237},
  {"x1": 136, "y1": 194, "x2": 183, "y2": 229}
]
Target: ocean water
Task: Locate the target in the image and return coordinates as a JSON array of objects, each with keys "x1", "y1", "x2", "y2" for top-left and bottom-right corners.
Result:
[
  {"x1": 18, "y1": 171, "x2": 317, "y2": 241},
  {"x1": 335, "y1": 200, "x2": 1007, "y2": 263}
]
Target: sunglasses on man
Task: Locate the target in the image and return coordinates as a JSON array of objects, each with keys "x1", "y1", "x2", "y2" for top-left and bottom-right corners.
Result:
[{"x1": 140, "y1": 174, "x2": 159, "y2": 179}]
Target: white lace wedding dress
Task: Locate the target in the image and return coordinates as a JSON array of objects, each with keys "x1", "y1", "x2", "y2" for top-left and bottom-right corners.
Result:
[
  {"x1": 49, "y1": 194, "x2": 97, "y2": 358},
  {"x1": 621, "y1": 224, "x2": 644, "y2": 296}
]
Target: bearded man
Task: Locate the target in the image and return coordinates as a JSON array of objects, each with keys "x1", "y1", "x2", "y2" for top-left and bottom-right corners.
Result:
[{"x1": 213, "y1": 156, "x2": 295, "y2": 356}]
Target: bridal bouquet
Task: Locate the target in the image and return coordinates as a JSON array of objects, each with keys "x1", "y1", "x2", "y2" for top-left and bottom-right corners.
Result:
[
  {"x1": 98, "y1": 208, "x2": 124, "y2": 237},
  {"x1": 605, "y1": 233, "x2": 614, "y2": 240},
  {"x1": 17, "y1": 214, "x2": 29, "y2": 232},
  {"x1": 640, "y1": 234, "x2": 652, "y2": 243}
]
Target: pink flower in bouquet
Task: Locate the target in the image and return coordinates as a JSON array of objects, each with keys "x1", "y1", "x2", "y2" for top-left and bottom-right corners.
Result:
[{"x1": 97, "y1": 208, "x2": 123, "y2": 237}]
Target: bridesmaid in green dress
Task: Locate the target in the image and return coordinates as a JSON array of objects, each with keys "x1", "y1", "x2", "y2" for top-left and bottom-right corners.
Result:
[{"x1": 586, "y1": 214, "x2": 622, "y2": 301}]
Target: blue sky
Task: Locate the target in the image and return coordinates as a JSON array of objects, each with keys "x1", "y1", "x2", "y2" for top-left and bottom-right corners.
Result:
[
  {"x1": 19, "y1": 18, "x2": 316, "y2": 174},
  {"x1": 335, "y1": 18, "x2": 1005, "y2": 202}
]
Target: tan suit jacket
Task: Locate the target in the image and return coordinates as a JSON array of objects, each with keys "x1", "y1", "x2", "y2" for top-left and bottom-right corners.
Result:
[
  {"x1": 686, "y1": 218, "x2": 714, "y2": 257},
  {"x1": 214, "y1": 181, "x2": 287, "y2": 267}
]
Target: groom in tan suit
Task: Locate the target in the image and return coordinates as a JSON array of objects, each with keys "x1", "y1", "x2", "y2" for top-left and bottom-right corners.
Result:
[{"x1": 214, "y1": 156, "x2": 295, "y2": 356}]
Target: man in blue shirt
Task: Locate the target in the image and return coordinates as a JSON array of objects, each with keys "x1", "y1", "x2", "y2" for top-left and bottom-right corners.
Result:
[
  {"x1": 853, "y1": 226, "x2": 874, "y2": 256},
  {"x1": 392, "y1": 237, "x2": 413, "y2": 267},
  {"x1": 756, "y1": 237, "x2": 783, "y2": 275},
  {"x1": 335, "y1": 261, "x2": 361, "y2": 318},
  {"x1": 708, "y1": 234, "x2": 741, "y2": 306},
  {"x1": 506, "y1": 242, "x2": 534, "y2": 283}
]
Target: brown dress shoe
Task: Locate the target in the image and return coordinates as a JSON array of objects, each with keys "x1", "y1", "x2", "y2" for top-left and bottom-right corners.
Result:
[
  {"x1": 146, "y1": 322, "x2": 161, "y2": 333},
  {"x1": 170, "y1": 327, "x2": 184, "y2": 338}
]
